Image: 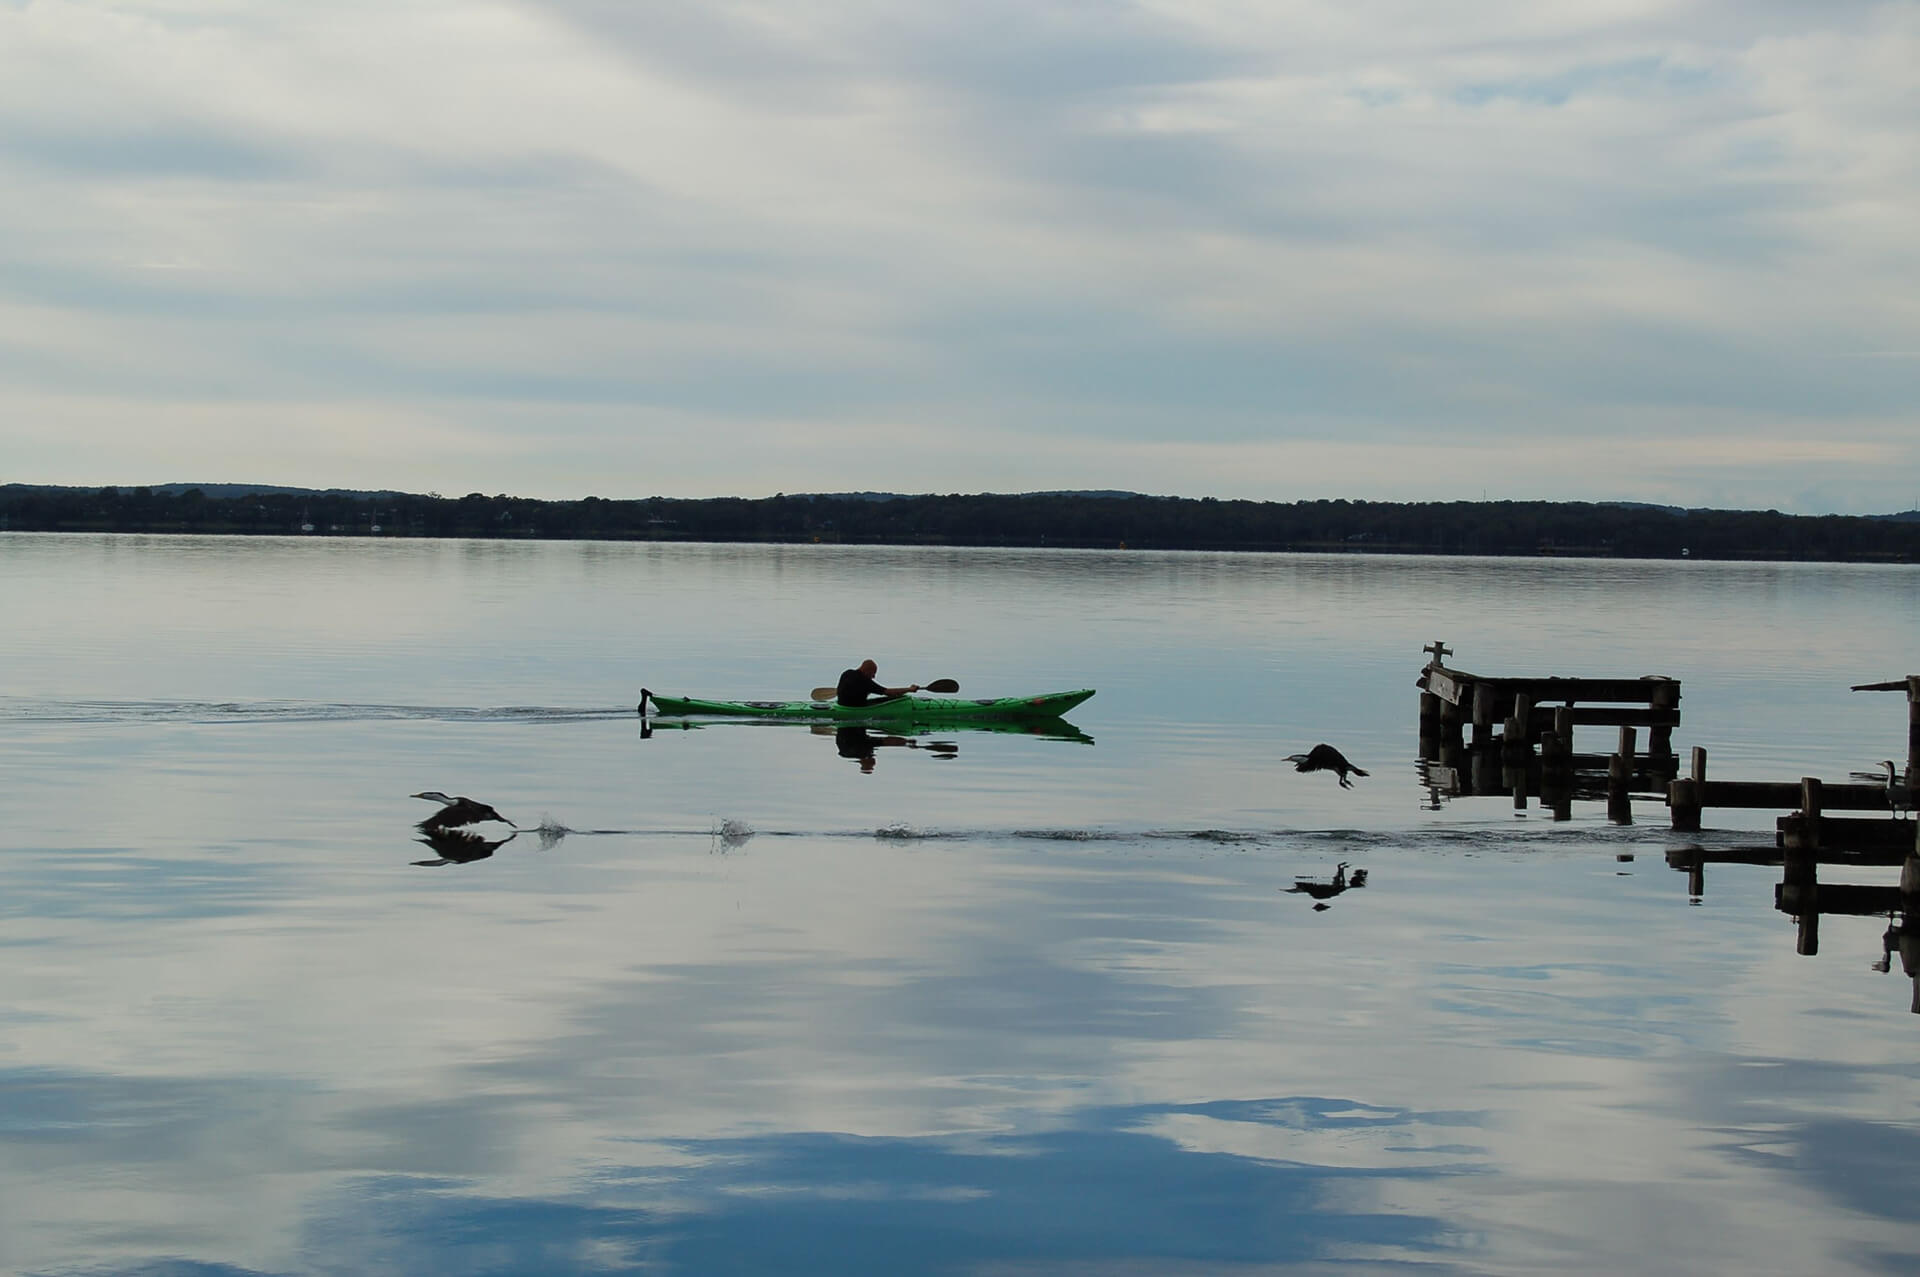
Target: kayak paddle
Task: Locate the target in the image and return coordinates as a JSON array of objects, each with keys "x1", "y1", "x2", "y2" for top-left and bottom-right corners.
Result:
[{"x1": 809, "y1": 677, "x2": 960, "y2": 701}]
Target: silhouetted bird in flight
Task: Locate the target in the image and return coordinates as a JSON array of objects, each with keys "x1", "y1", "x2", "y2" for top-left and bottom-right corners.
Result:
[
  {"x1": 1286, "y1": 743, "x2": 1369, "y2": 788},
  {"x1": 411, "y1": 791, "x2": 516, "y2": 831}
]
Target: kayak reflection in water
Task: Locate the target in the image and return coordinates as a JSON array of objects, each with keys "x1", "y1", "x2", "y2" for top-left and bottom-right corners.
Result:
[
  {"x1": 829, "y1": 725, "x2": 959, "y2": 773},
  {"x1": 836, "y1": 659, "x2": 920, "y2": 707}
]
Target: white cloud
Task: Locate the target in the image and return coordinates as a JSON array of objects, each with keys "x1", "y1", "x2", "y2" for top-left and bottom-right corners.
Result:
[{"x1": 0, "y1": 1, "x2": 1915, "y2": 510}]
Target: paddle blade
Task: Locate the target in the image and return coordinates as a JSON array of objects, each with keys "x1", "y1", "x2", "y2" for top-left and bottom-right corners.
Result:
[{"x1": 809, "y1": 687, "x2": 837, "y2": 702}]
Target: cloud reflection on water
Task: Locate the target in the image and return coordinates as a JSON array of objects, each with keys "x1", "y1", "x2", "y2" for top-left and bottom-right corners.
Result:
[{"x1": 4, "y1": 541, "x2": 1920, "y2": 1273}]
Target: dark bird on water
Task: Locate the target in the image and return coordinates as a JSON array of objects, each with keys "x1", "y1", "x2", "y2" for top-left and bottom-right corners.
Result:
[
  {"x1": 410, "y1": 791, "x2": 516, "y2": 831},
  {"x1": 1286, "y1": 743, "x2": 1369, "y2": 788}
]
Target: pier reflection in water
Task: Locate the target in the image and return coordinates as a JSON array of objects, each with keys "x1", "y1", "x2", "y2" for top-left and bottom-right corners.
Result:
[
  {"x1": 1417, "y1": 640, "x2": 1920, "y2": 1021},
  {"x1": 1667, "y1": 840, "x2": 1920, "y2": 1014}
]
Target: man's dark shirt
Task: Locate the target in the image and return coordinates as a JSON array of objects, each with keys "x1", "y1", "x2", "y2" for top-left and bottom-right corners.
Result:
[{"x1": 836, "y1": 668, "x2": 893, "y2": 707}]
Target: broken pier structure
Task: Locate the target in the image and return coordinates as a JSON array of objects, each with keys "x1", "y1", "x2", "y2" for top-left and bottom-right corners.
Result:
[{"x1": 1417, "y1": 641, "x2": 1681, "y2": 820}]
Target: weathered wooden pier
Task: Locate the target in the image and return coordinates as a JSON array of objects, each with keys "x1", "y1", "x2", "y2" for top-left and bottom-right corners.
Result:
[
  {"x1": 1408, "y1": 649, "x2": 1920, "y2": 1015},
  {"x1": 1667, "y1": 677, "x2": 1919, "y2": 832},
  {"x1": 1418, "y1": 645, "x2": 1919, "y2": 834},
  {"x1": 1416, "y1": 641, "x2": 1681, "y2": 820},
  {"x1": 1696, "y1": 677, "x2": 1917, "y2": 1014}
]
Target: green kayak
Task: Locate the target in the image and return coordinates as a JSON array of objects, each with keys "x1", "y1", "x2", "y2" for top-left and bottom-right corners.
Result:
[{"x1": 640, "y1": 688, "x2": 1094, "y2": 722}]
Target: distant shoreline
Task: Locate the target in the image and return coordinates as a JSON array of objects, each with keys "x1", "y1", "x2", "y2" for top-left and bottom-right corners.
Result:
[{"x1": 3, "y1": 485, "x2": 1917, "y2": 563}]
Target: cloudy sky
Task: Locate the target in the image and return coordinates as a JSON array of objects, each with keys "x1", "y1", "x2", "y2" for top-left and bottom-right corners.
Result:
[{"x1": 2, "y1": 1, "x2": 1916, "y2": 511}]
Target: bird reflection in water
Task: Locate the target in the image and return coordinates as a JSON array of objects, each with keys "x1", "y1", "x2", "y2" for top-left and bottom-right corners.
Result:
[
  {"x1": 1284, "y1": 862, "x2": 1369, "y2": 911},
  {"x1": 412, "y1": 826, "x2": 517, "y2": 867},
  {"x1": 408, "y1": 791, "x2": 525, "y2": 866}
]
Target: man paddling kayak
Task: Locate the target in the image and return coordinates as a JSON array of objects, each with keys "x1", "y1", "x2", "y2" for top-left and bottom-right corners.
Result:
[{"x1": 836, "y1": 659, "x2": 920, "y2": 707}]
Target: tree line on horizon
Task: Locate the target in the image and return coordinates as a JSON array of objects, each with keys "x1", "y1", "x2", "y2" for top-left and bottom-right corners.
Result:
[{"x1": 2, "y1": 484, "x2": 1917, "y2": 562}]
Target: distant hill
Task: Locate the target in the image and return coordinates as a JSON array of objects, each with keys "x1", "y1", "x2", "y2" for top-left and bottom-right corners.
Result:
[
  {"x1": 5, "y1": 485, "x2": 1920, "y2": 562},
  {"x1": 795, "y1": 489, "x2": 1149, "y2": 502},
  {"x1": 1600, "y1": 501, "x2": 1688, "y2": 516},
  {"x1": 152, "y1": 483, "x2": 417, "y2": 500},
  {"x1": 2, "y1": 482, "x2": 413, "y2": 500}
]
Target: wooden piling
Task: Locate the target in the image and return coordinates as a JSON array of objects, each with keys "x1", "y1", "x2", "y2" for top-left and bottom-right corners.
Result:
[
  {"x1": 1648, "y1": 679, "x2": 1679, "y2": 757},
  {"x1": 1472, "y1": 745, "x2": 1500, "y2": 796},
  {"x1": 1909, "y1": 675, "x2": 1920, "y2": 799},
  {"x1": 1438, "y1": 696, "x2": 1464, "y2": 755},
  {"x1": 1608, "y1": 725, "x2": 1637, "y2": 824},
  {"x1": 1669, "y1": 747, "x2": 1706, "y2": 832},
  {"x1": 1542, "y1": 707, "x2": 1575, "y2": 820},
  {"x1": 1506, "y1": 692, "x2": 1534, "y2": 749},
  {"x1": 1782, "y1": 778, "x2": 1821, "y2": 957},
  {"x1": 1473, "y1": 682, "x2": 1498, "y2": 747}
]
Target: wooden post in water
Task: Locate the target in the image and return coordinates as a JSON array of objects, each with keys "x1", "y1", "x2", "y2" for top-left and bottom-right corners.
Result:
[
  {"x1": 1786, "y1": 777, "x2": 1822, "y2": 955},
  {"x1": 1669, "y1": 746, "x2": 1706, "y2": 832},
  {"x1": 1544, "y1": 707, "x2": 1575, "y2": 820},
  {"x1": 1648, "y1": 678, "x2": 1679, "y2": 758},
  {"x1": 1437, "y1": 695, "x2": 1464, "y2": 757},
  {"x1": 1507, "y1": 693, "x2": 1534, "y2": 811},
  {"x1": 1505, "y1": 692, "x2": 1534, "y2": 749},
  {"x1": 1473, "y1": 682, "x2": 1498, "y2": 749},
  {"x1": 1609, "y1": 725, "x2": 1638, "y2": 824},
  {"x1": 1908, "y1": 675, "x2": 1920, "y2": 804},
  {"x1": 1419, "y1": 691, "x2": 1441, "y2": 760},
  {"x1": 1471, "y1": 745, "x2": 1500, "y2": 797},
  {"x1": 1801, "y1": 776, "x2": 1823, "y2": 854}
]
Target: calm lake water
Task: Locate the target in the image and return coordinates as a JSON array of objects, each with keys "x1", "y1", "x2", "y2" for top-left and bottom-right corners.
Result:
[{"x1": 3, "y1": 533, "x2": 1919, "y2": 1276}]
